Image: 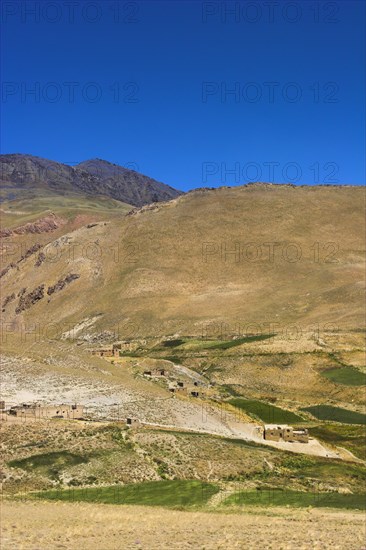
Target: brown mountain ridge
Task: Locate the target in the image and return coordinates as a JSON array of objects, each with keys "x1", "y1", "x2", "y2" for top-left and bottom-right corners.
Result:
[{"x1": 0, "y1": 154, "x2": 183, "y2": 207}]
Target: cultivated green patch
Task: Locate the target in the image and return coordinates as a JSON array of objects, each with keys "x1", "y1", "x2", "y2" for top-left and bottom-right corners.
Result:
[
  {"x1": 308, "y1": 425, "x2": 366, "y2": 460},
  {"x1": 302, "y1": 405, "x2": 366, "y2": 425},
  {"x1": 161, "y1": 339, "x2": 186, "y2": 348},
  {"x1": 224, "y1": 489, "x2": 366, "y2": 510},
  {"x1": 229, "y1": 399, "x2": 304, "y2": 424},
  {"x1": 320, "y1": 366, "x2": 365, "y2": 386},
  {"x1": 205, "y1": 334, "x2": 275, "y2": 350},
  {"x1": 280, "y1": 454, "x2": 366, "y2": 485},
  {"x1": 32, "y1": 480, "x2": 219, "y2": 509},
  {"x1": 157, "y1": 334, "x2": 275, "y2": 353}
]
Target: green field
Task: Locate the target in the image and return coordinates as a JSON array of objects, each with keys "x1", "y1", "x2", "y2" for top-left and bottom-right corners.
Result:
[
  {"x1": 32, "y1": 480, "x2": 219, "y2": 509},
  {"x1": 162, "y1": 339, "x2": 186, "y2": 348},
  {"x1": 279, "y1": 454, "x2": 366, "y2": 486},
  {"x1": 302, "y1": 405, "x2": 366, "y2": 425},
  {"x1": 203, "y1": 335, "x2": 275, "y2": 350},
  {"x1": 159, "y1": 334, "x2": 275, "y2": 352},
  {"x1": 308, "y1": 425, "x2": 366, "y2": 460},
  {"x1": 229, "y1": 398, "x2": 304, "y2": 423},
  {"x1": 224, "y1": 490, "x2": 366, "y2": 510},
  {"x1": 321, "y1": 366, "x2": 365, "y2": 386}
]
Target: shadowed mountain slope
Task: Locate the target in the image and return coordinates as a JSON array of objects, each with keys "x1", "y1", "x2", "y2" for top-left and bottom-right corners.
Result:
[
  {"x1": 77, "y1": 158, "x2": 182, "y2": 206},
  {"x1": 0, "y1": 154, "x2": 182, "y2": 207}
]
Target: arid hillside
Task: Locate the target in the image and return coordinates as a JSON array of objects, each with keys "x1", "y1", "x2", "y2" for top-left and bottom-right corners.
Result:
[{"x1": 1, "y1": 183, "x2": 365, "y2": 343}]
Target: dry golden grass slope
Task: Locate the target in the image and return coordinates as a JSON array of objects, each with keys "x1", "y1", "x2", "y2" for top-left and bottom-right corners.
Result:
[
  {"x1": 1, "y1": 184, "x2": 364, "y2": 342},
  {"x1": 2, "y1": 501, "x2": 365, "y2": 550}
]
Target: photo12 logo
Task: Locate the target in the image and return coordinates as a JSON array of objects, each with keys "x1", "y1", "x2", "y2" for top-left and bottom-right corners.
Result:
[
  {"x1": 0, "y1": 320, "x2": 142, "y2": 344},
  {"x1": 201, "y1": 241, "x2": 339, "y2": 264},
  {"x1": 201, "y1": 161, "x2": 340, "y2": 184},
  {"x1": 201, "y1": 81, "x2": 339, "y2": 104},
  {"x1": 1, "y1": 81, "x2": 139, "y2": 104},
  {"x1": 1, "y1": 1, "x2": 140, "y2": 24},
  {"x1": 201, "y1": 2, "x2": 340, "y2": 24},
  {"x1": 0, "y1": 240, "x2": 141, "y2": 271},
  {"x1": 199, "y1": 321, "x2": 339, "y2": 342}
]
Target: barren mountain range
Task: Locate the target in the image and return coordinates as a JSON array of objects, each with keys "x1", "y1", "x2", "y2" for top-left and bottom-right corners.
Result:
[{"x1": 0, "y1": 154, "x2": 182, "y2": 207}]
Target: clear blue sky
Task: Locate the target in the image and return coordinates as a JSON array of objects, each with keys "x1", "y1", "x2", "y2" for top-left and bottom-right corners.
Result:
[{"x1": 1, "y1": 0, "x2": 365, "y2": 190}]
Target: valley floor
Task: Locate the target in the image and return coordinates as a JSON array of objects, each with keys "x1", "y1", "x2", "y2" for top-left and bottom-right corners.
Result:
[{"x1": 1, "y1": 500, "x2": 365, "y2": 550}]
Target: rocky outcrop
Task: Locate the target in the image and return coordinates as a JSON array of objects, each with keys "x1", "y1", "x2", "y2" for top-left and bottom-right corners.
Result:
[
  {"x1": 0, "y1": 213, "x2": 64, "y2": 238},
  {"x1": 35, "y1": 252, "x2": 46, "y2": 267},
  {"x1": 2, "y1": 293, "x2": 15, "y2": 310},
  {"x1": 47, "y1": 273, "x2": 80, "y2": 296},
  {"x1": 126, "y1": 203, "x2": 162, "y2": 217},
  {"x1": 19, "y1": 243, "x2": 42, "y2": 262},
  {"x1": 0, "y1": 263, "x2": 17, "y2": 279},
  {"x1": 5, "y1": 269, "x2": 80, "y2": 314},
  {"x1": 0, "y1": 243, "x2": 42, "y2": 279},
  {"x1": 15, "y1": 285, "x2": 45, "y2": 314}
]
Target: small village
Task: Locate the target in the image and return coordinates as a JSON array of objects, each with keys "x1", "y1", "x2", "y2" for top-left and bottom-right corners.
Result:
[
  {"x1": 90, "y1": 343, "x2": 311, "y2": 443},
  {"x1": 92, "y1": 342, "x2": 207, "y2": 397},
  {"x1": 0, "y1": 400, "x2": 309, "y2": 444}
]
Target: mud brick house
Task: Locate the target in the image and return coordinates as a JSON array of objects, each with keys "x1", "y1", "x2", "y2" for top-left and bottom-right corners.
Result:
[
  {"x1": 144, "y1": 369, "x2": 166, "y2": 377},
  {"x1": 112, "y1": 343, "x2": 122, "y2": 356},
  {"x1": 92, "y1": 348, "x2": 114, "y2": 357},
  {"x1": 264, "y1": 425, "x2": 286, "y2": 441},
  {"x1": 118, "y1": 341, "x2": 140, "y2": 352},
  {"x1": 9, "y1": 403, "x2": 84, "y2": 420},
  {"x1": 264, "y1": 425, "x2": 309, "y2": 443},
  {"x1": 154, "y1": 368, "x2": 166, "y2": 376},
  {"x1": 126, "y1": 417, "x2": 140, "y2": 427},
  {"x1": 169, "y1": 384, "x2": 187, "y2": 394},
  {"x1": 93, "y1": 342, "x2": 145, "y2": 357},
  {"x1": 291, "y1": 428, "x2": 309, "y2": 443}
]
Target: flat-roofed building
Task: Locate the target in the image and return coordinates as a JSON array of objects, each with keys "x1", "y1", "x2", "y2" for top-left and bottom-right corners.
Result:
[
  {"x1": 264, "y1": 424, "x2": 308, "y2": 443},
  {"x1": 8, "y1": 403, "x2": 84, "y2": 420}
]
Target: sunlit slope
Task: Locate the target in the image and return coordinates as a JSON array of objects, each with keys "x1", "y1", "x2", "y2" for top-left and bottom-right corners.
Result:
[
  {"x1": 0, "y1": 192, "x2": 132, "y2": 269},
  {"x1": 1, "y1": 192, "x2": 132, "y2": 229},
  {"x1": 1, "y1": 184, "x2": 365, "y2": 338}
]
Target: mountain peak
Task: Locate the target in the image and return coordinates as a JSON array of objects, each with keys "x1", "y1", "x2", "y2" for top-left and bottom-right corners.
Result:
[{"x1": 0, "y1": 154, "x2": 183, "y2": 207}]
